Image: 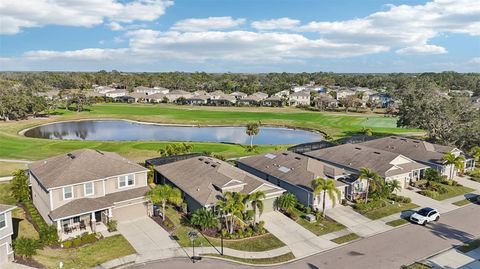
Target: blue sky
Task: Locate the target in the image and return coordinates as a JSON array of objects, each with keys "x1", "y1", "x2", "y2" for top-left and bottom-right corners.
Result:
[{"x1": 0, "y1": 0, "x2": 479, "y2": 72}]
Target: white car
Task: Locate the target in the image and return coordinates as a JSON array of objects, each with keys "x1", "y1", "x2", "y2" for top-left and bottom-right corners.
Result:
[{"x1": 410, "y1": 207, "x2": 440, "y2": 225}]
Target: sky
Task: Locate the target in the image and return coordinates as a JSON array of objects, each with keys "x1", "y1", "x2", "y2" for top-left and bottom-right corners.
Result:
[{"x1": 0, "y1": 0, "x2": 479, "y2": 73}]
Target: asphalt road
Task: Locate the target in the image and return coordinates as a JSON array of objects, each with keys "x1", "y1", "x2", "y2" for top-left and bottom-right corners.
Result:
[{"x1": 130, "y1": 204, "x2": 480, "y2": 269}]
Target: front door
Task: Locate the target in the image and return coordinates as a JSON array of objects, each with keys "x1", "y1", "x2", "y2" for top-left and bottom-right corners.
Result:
[{"x1": 95, "y1": 211, "x2": 102, "y2": 223}]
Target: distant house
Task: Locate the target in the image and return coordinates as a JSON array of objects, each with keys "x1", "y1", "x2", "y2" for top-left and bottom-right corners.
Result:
[
  {"x1": 94, "y1": 86, "x2": 116, "y2": 94},
  {"x1": 237, "y1": 92, "x2": 268, "y2": 106},
  {"x1": 262, "y1": 96, "x2": 284, "y2": 107},
  {"x1": 313, "y1": 94, "x2": 338, "y2": 110},
  {"x1": 134, "y1": 86, "x2": 170, "y2": 95},
  {"x1": 105, "y1": 89, "x2": 127, "y2": 98},
  {"x1": 360, "y1": 136, "x2": 476, "y2": 177},
  {"x1": 304, "y1": 144, "x2": 429, "y2": 193},
  {"x1": 472, "y1": 96, "x2": 480, "y2": 111},
  {"x1": 165, "y1": 90, "x2": 192, "y2": 102},
  {"x1": 209, "y1": 93, "x2": 236, "y2": 106},
  {"x1": 0, "y1": 204, "x2": 16, "y2": 265},
  {"x1": 369, "y1": 93, "x2": 393, "y2": 108},
  {"x1": 186, "y1": 94, "x2": 209, "y2": 105},
  {"x1": 127, "y1": 92, "x2": 149, "y2": 102},
  {"x1": 145, "y1": 93, "x2": 166, "y2": 103},
  {"x1": 230, "y1": 92, "x2": 248, "y2": 100},
  {"x1": 335, "y1": 89, "x2": 356, "y2": 100},
  {"x1": 274, "y1": 90, "x2": 290, "y2": 98},
  {"x1": 28, "y1": 149, "x2": 150, "y2": 239},
  {"x1": 289, "y1": 91, "x2": 310, "y2": 107},
  {"x1": 154, "y1": 156, "x2": 285, "y2": 212},
  {"x1": 237, "y1": 151, "x2": 347, "y2": 210}
]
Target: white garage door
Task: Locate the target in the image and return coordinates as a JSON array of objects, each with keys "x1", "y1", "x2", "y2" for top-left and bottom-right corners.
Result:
[
  {"x1": 320, "y1": 187, "x2": 345, "y2": 210},
  {"x1": 113, "y1": 202, "x2": 148, "y2": 222}
]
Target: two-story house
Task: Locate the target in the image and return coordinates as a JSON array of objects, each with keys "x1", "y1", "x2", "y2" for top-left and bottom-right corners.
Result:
[
  {"x1": 28, "y1": 149, "x2": 150, "y2": 239},
  {"x1": 289, "y1": 91, "x2": 310, "y2": 107},
  {"x1": 0, "y1": 204, "x2": 16, "y2": 265}
]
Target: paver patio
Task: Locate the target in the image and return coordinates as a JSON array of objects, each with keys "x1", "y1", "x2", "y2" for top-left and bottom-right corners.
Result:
[
  {"x1": 260, "y1": 211, "x2": 337, "y2": 258},
  {"x1": 325, "y1": 205, "x2": 391, "y2": 237}
]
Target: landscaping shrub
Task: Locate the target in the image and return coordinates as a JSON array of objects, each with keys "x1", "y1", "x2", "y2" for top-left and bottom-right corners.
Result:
[
  {"x1": 353, "y1": 199, "x2": 386, "y2": 212},
  {"x1": 257, "y1": 221, "x2": 266, "y2": 234},
  {"x1": 286, "y1": 209, "x2": 298, "y2": 221},
  {"x1": 245, "y1": 227, "x2": 253, "y2": 237},
  {"x1": 389, "y1": 194, "x2": 412, "y2": 203},
  {"x1": 80, "y1": 233, "x2": 97, "y2": 245},
  {"x1": 305, "y1": 206, "x2": 312, "y2": 214},
  {"x1": 63, "y1": 240, "x2": 72, "y2": 248},
  {"x1": 424, "y1": 168, "x2": 442, "y2": 182},
  {"x1": 428, "y1": 182, "x2": 448, "y2": 194},
  {"x1": 13, "y1": 237, "x2": 39, "y2": 259},
  {"x1": 39, "y1": 225, "x2": 59, "y2": 246},
  {"x1": 107, "y1": 219, "x2": 118, "y2": 232},
  {"x1": 72, "y1": 237, "x2": 81, "y2": 247},
  {"x1": 420, "y1": 190, "x2": 439, "y2": 198}
]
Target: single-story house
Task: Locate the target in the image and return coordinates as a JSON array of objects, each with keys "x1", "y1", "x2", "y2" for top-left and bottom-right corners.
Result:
[
  {"x1": 186, "y1": 94, "x2": 209, "y2": 105},
  {"x1": 360, "y1": 136, "x2": 476, "y2": 177},
  {"x1": 230, "y1": 92, "x2": 248, "y2": 100},
  {"x1": 154, "y1": 156, "x2": 285, "y2": 213},
  {"x1": 105, "y1": 89, "x2": 127, "y2": 98},
  {"x1": 304, "y1": 144, "x2": 429, "y2": 193},
  {"x1": 262, "y1": 96, "x2": 284, "y2": 107},
  {"x1": 209, "y1": 94, "x2": 236, "y2": 106},
  {"x1": 28, "y1": 149, "x2": 150, "y2": 240},
  {"x1": 0, "y1": 204, "x2": 16, "y2": 265},
  {"x1": 237, "y1": 93, "x2": 267, "y2": 106},
  {"x1": 237, "y1": 151, "x2": 348, "y2": 210}
]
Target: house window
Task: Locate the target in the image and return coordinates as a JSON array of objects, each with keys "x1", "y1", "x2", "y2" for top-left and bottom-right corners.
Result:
[
  {"x1": 63, "y1": 186, "x2": 73, "y2": 200},
  {"x1": 118, "y1": 174, "x2": 135, "y2": 188},
  {"x1": 84, "y1": 182, "x2": 94, "y2": 196},
  {"x1": 73, "y1": 216, "x2": 80, "y2": 223},
  {"x1": 0, "y1": 213, "x2": 5, "y2": 229}
]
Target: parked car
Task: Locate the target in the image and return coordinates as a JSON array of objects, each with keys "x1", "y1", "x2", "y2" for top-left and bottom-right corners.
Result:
[{"x1": 410, "y1": 207, "x2": 440, "y2": 225}]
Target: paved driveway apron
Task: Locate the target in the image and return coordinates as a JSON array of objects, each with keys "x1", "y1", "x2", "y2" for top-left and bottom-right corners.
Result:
[
  {"x1": 325, "y1": 205, "x2": 391, "y2": 237},
  {"x1": 117, "y1": 217, "x2": 185, "y2": 262},
  {"x1": 260, "y1": 211, "x2": 337, "y2": 258}
]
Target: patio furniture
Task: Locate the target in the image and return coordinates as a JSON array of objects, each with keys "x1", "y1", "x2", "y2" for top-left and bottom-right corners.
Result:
[
  {"x1": 63, "y1": 224, "x2": 71, "y2": 234},
  {"x1": 79, "y1": 220, "x2": 86, "y2": 230}
]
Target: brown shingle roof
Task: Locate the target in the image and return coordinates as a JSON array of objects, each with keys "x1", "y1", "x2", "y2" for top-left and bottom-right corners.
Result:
[
  {"x1": 154, "y1": 157, "x2": 284, "y2": 207},
  {"x1": 237, "y1": 151, "x2": 346, "y2": 191},
  {"x1": 28, "y1": 149, "x2": 148, "y2": 189},
  {"x1": 360, "y1": 136, "x2": 457, "y2": 165},
  {"x1": 49, "y1": 186, "x2": 149, "y2": 220}
]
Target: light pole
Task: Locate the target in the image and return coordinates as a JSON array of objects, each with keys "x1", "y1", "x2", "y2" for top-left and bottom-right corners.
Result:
[{"x1": 188, "y1": 231, "x2": 198, "y2": 263}]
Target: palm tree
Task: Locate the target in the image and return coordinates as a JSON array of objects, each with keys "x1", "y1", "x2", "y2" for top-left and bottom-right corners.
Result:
[
  {"x1": 442, "y1": 152, "x2": 466, "y2": 179},
  {"x1": 246, "y1": 122, "x2": 260, "y2": 147},
  {"x1": 217, "y1": 192, "x2": 247, "y2": 234},
  {"x1": 190, "y1": 208, "x2": 218, "y2": 231},
  {"x1": 276, "y1": 193, "x2": 297, "y2": 212},
  {"x1": 359, "y1": 167, "x2": 382, "y2": 203},
  {"x1": 147, "y1": 184, "x2": 183, "y2": 221},
  {"x1": 388, "y1": 180, "x2": 402, "y2": 194},
  {"x1": 247, "y1": 191, "x2": 266, "y2": 225},
  {"x1": 311, "y1": 177, "x2": 342, "y2": 217}
]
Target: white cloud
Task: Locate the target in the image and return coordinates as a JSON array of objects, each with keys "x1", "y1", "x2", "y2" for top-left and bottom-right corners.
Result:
[
  {"x1": 171, "y1": 17, "x2": 246, "y2": 32},
  {"x1": 0, "y1": 0, "x2": 173, "y2": 34},
  {"x1": 396, "y1": 44, "x2": 447, "y2": 55},
  {"x1": 469, "y1": 57, "x2": 480, "y2": 65},
  {"x1": 108, "y1": 22, "x2": 124, "y2": 31},
  {"x1": 251, "y1": 18, "x2": 300, "y2": 30}
]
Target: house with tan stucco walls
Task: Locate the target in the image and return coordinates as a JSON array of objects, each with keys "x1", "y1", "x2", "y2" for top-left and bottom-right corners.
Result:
[{"x1": 28, "y1": 149, "x2": 150, "y2": 239}]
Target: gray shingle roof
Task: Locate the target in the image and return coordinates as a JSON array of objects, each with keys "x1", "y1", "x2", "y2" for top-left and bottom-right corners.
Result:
[
  {"x1": 237, "y1": 151, "x2": 346, "y2": 191},
  {"x1": 360, "y1": 136, "x2": 457, "y2": 165},
  {"x1": 154, "y1": 157, "x2": 284, "y2": 207},
  {"x1": 28, "y1": 149, "x2": 148, "y2": 189},
  {"x1": 0, "y1": 204, "x2": 16, "y2": 214}
]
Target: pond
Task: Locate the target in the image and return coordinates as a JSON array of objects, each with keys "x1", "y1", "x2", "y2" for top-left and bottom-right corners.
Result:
[{"x1": 23, "y1": 120, "x2": 323, "y2": 145}]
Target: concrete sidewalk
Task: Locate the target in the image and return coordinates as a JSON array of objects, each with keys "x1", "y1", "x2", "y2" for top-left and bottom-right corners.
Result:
[
  {"x1": 261, "y1": 211, "x2": 337, "y2": 258},
  {"x1": 325, "y1": 205, "x2": 391, "y2": 237},
  {"x1": 186, "y1": 245, "x2": 292, "y2": 259},
  {"x1": 425, "y1": 247, "x2": 480, "y2": 269}
]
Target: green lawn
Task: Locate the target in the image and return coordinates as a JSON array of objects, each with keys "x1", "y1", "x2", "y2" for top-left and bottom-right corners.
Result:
[
  {"x1": 0, "y1": 182, "x2": 16, "y2": 205},
  {"x1": 203, "y1": 252, "x2": 295, "y2": 265},
  {"x1": 0, "y1": 162, "x2": 27, "y2": 176},
  {"x1": 355, "y1": 202, "x2": 419, "y2": 220},
  {"x1": 452, "y1": 195, "x2": 478, "y2": 206},
  {"x1": 166, "y1": 206, "x2": 285, "y2": 252},
  {"x1": 0, "y1": 103, "x2": 421, "y2": 162},
  {"x1": 386, "y1": 218, "x2": 409, "y2": 227},
  {"x1": 331, "y1": 233, "x2": 360, "y2": 244},
  {"x1": 292, "y1": 208, "x2": 345, "y2": 236},
  {"x1": 34, "y1": 235, "x2": 136, "y2": 269},
  {"x1": 433, "y1": 185, "x2": 475, "y2": 201}
]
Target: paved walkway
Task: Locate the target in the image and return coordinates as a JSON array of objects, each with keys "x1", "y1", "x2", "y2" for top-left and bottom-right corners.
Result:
[
  {"x1": 0, "y1": 176, "x2": 13, "y2": 182},
  {"x1": 0, "y1": 263, "x2": 36, "y2": 269},
  {"x1": 325, "y1": 205, "x2": 391, "y2": 237},
  {"x1": 399, "y1": 188, "x2": 457, "y2": 213},
  {"x1": 187, "y1": 245, "x2": 292, "y2": 259},
  {"x1": 260, "y1": 211, "x2": 337, "y2": 258},
  {"x1": 117, "y1": 217, "x2": 186, "y2": 263},
  {"x1": 425, "y1": 247, "x2": 480, "y2": 269},
  {"x1": 0, "y1": 159, "x2": 33, "y2": 164}
]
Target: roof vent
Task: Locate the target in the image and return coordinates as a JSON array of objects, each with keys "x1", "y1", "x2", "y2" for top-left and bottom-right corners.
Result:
[
  {"x1": 391, "y1": 136, "x2": 397, "y2": 139},
  {"x1": 67, "y1": 153, "x2": 76, "y2": 159},
  {"x1": 199, "y1": 158, "x2": 204, "y2": 161},
  {"x1": 413, "y1": 141, "x2": 420, "y2": 144},
  {"x1": 354, "y1": 147, "x2": 362, "y2": 150},
  {"x1": 205, "y1": 161, "x2": 210, "y2": 164},
  {"x1": 295, "y1": 157, "x2": 301, "y2": 160},
  {"x1": 373, "y1": 152, "x2": 381, "y2": 154},
  {"x1": 211, "y1": 164, "x2": 217, "y2": 168},
  {"x1": 278, "y1": 166, "x2": 291, "y2": 173},
  {"x1": 265, "y1": 153, "x2": 276, "y2": 159},
  {"x1": 282, "y1": 152, "x2": 288, "y2": 155}
]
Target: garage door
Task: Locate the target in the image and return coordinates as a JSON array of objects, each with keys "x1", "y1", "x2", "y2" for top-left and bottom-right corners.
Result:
[
  {"x1": 0, "y1": 244, "x2": 8, "y2": 265},
  {"x1": 321, "y1": 187, "x2": 345, "y2": 210},
  {"x1": 262, "y1": 197, "x2": 277, "y2": 213},
  {"x1": 113, "y1": 202, "x2": 148, "y2": 222}
]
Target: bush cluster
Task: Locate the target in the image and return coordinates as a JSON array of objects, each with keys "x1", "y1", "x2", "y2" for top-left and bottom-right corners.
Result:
[
  {"x1": 13, "y1": 237, "x2": 39, "y2": 259},
  {"x1": 420, "y1": 189, "x2": 439, "y2": 198},
  {"x1": 389, "y1": 194, "x2": 412, "y2": 203},
  {"x1": 107, "y1": 220, "x2": 118, "y2": 232},
  {"x1": 62, "y1": 232, "x2": 98, "y2": 248}
]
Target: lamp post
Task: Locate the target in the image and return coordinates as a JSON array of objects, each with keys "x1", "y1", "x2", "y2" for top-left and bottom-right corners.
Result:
[{"x1": 187, "y1": 231, "x2": 198, "y2": 263}]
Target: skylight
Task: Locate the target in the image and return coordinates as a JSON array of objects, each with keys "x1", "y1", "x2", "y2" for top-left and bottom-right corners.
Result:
[
  {"x1": 278, "y1": 166, "x2": 291, "y2": 173},
  {"x1": 265, "y1": 153, "x2": 276, "y2": 159}
]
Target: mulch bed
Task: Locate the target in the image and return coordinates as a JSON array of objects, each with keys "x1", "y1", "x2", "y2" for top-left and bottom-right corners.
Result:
[
  {"x1": 150, "y1": 215, "x2": 176, "y2": 233},
  {"x1": 14, "y1": 255, "x2": 45, "y2": 268}
]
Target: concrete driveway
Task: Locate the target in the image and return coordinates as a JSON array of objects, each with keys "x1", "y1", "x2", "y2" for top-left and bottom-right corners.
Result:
[
  {"x1": 117, "y1": 217, "x2": 186, "y2": 262},
  {"x1": 326, "y1": 205, "x2": 391, "y2": 237},
  {"x1": 260, "y1": 211, "x2": 337, "y2": 258}
]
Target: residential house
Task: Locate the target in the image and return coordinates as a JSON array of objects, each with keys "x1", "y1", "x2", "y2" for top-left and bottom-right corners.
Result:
[
  {"x1": 335, "y1": 89, "x2": 356, "y2": 100},
  {"x1": 105, "y1": 89, "x2": 127, "y2": 98},
  {"x1": 360, "y1": 136, "x2": 476, "y2": 177},
  {"x1": 472, "y1": 96, "x2": 480, "y2": 111},
  {"x1": 94, "y1": 86, "x2": 116, "y2": 94},
  {"x1": 237, "y1": 92, "x2": 268, "y2": 106},
  {"x1": 291, "y1": 86, "x2": 307, "y2": 93},
  {"x1": 28, "y1": 149, "x2": 150, "y2": 239},
  {"x1": 154, "y1": 156, "x2": 285, "y2": 213},
  {"x1": 145, "y1": 93, "x2": 166, "y2": 103},
  {"x1": 186, "y1": 94, "x2": 209, "y2": 105},
  {"x1": 313, "y1": 94, "x2": 338, "y2": 110},
  {"x1": 134, "y1": 86, "x2": 170, "y2": 95},
  {"x1": 209, "y1": 93, "x2": 236, "y2": 106},
  {"x1": 237, "y1": 151, "x2": 347, "y2": 210},
  {"x1": 289, "y1": 91, "x2": 310, "y2": 107},
  {"x1": 304, "y1": 144, "x2": 430, "y2": 194},
  {"x1": 369, "y1": 93, "x2": 393, "y2": 108},
  {"x1": 230, "y1": 92, "x2": 248, "y2": 100},
  {"x1": 262, "y1": 96, "x2": 284, "y2": 107},
  {"x1": 0, "y1": 205, "x2": 16, "y2": 265},
  {"x1": 274, "y1": 90, "x2": 290, "y2": 98},
  {"x1": 165, "y1": 90, "x2": 192, "y2": 102},
  {"x1": 126, "y1": 92, "x2": 149, "y2": 102}
]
